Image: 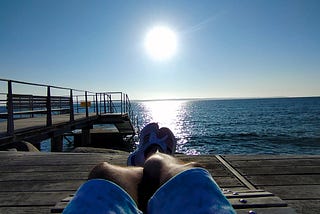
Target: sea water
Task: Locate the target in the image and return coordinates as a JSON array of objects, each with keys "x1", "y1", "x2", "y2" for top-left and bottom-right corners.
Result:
[{"x1": 132, "y1": 97, "x2": 320, "y2": 155}]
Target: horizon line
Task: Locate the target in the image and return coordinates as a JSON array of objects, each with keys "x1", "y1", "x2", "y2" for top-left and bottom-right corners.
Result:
[{"x1": 132, "y1": 95, "x2": 320, "y2": 102}]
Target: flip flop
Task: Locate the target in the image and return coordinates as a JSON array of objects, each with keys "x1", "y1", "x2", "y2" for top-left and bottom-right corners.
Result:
[
  {"x1": 157, "y1": 127, "x2": 176, "y2": 155},
  {"x1": 127, "y1": 123, "x2": 177, "y2": 166}
]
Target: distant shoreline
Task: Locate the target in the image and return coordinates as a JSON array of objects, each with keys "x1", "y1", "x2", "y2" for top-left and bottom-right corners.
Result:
[
  {"x1": 133, "y1": 95, "x2": 320, "y2": 102},
  {"x1": 0, "y1": 96, "x2": 319, "y2": 108}
]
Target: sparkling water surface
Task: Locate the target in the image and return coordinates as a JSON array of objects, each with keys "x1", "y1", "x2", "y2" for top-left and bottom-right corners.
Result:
[{"x1": 132, "y1": 97, "x2": 320, "y2": 155}]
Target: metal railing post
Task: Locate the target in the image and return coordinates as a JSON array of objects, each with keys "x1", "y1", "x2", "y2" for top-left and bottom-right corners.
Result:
[
  {"x1": 76, "y1": 96, "x2": 79, "y2": 113},
  {"x1": 125, "y1": 94, "x2": 128, "y2": 113},
  {"x1": 30, "y1": 96, "x2": 34, "y2": 118},
  {"x1": 121, "y1": 92, "x2": 123, "y2": 114},
  {"x1": 103, "y1": 94, "x2": 106, "y2": 113},
  {"x1": 108, "y1": 94, "x2": 112, "y2": 113},
  {"x1": 7, "y1": 80, "x2": 14, "y2": 135},
  {"x1": 85, "y1": 91, "x2": 89, "y2": 117},
  {"x1": 123, "y1": 93, "x2": 125, "y2": 113},
  {"x1": 99, "y1": 93, "x2": 101, "y2": 114},
  {"x1": 70, "y1": 89, "x2": 74, "y2": 122},
  {"x1": 46, "y1": 86, "x2": 52, "y2": 126},
  {"x1": 95, "y1": 93, "x2": 98, "y2": 115}
]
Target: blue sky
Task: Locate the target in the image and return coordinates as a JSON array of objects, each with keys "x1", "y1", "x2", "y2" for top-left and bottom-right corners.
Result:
[{"x1": 1, "y1": 0, "x2": 319, "y2": 100}]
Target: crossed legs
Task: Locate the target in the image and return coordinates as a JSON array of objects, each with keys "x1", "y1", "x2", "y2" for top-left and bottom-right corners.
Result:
[
  {"x1": 88, "y1": 151, "x2": 199, "y2": 211},
  {"x1": 65, "y1": 123, "x2": 235, "y2": 213}
]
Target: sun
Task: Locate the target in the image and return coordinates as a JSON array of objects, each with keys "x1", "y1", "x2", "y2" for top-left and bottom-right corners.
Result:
[{"x1": 144, "y1": 26, "x2": 178, "y2": 61}]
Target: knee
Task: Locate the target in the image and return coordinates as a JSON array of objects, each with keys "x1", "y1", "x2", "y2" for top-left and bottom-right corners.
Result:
[
  {"x1": 143, "y1": 154, "x2": 164, "y2": 178},
  {"x1": 88, "y1": 162, "x2": 112, "y2": 180},
  {"x1": 143, "y1": 153, "x2": 182, "y2": 185},
  {"x1": 144, "y1": 152, "x2": 177, "y2": 167}
]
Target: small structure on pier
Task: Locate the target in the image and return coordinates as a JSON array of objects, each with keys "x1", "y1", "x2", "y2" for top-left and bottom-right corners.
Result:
[{"x1": 0, "y1": 79, "x2": 137, "y2": 152}]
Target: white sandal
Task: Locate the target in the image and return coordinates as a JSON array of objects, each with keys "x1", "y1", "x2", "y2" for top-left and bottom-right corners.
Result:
[{"x1": 127, "y1": 123, "x2": 176, "y2": 166}]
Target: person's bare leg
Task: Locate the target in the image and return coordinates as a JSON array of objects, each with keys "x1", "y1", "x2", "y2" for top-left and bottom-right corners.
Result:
[
  {"x1": 138, "y1": 150, "x2": 201, "y2": 211},
  {"x1": 144, "y1": 151, "x2": 201, "y2": 185},
  {"x1": 88, "y1": 162, "x2": 143, "y2": 205}
]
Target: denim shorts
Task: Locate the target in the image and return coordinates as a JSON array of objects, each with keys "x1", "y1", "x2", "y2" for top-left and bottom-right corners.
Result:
[{"x1": 63, "y1": 168, "x2": 235, "y2": 214}]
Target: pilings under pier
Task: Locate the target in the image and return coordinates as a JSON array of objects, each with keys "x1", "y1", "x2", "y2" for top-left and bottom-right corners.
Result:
[{"x1": 0, "y1": 113, "x2": 136, "y2": 152}]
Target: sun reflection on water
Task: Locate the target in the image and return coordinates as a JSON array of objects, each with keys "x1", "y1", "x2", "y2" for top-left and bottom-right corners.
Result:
[
  {"x1": 140, "y1": 100, "x2": 200, "y2": 155},
  {"x1": 144, "y1": 100, "x2": 182, "y2": 129}
]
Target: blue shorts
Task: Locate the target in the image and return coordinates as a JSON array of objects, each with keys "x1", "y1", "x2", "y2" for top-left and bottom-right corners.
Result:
[{"x1": 63, "y1": 168, "x2": 235, "y2": 214}]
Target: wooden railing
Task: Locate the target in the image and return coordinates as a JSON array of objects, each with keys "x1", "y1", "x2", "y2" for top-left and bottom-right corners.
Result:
[{"x1": 0, "y1": 79, "x2": 136, "y2": 137}]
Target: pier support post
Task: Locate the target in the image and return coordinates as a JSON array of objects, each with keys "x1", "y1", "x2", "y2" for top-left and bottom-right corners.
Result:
[
  {"x1": 51, "y1": 136, "x2": 63, "y2": 152},
  {"x1": 81, "y1": 128, "x2": 91, "y2": 146}
]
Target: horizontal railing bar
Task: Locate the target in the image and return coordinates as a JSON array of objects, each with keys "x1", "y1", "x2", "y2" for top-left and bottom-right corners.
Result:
[
  {"x1": 97, "y1": 91, "x2": 123, "y2": 94},
  {"x1": 0, "y1": 78, "x2": 95, "y2": 94}
]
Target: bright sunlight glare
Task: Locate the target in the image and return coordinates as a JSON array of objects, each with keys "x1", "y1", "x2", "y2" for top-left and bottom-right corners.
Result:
[
  {"x1": 144, "y1": 26, "x2": 178, "y2": 61},
  {"x1": 142, "y1": 100, "x2": 200, "y2": 155}
]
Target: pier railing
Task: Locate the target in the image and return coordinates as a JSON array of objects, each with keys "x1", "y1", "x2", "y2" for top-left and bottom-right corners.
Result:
[
  {"x1": 96, "y1": 92, "x2": 134, "y2": 116},
  {"x1": 0, "y1": 79, "x2": 136, "y2": 139}
]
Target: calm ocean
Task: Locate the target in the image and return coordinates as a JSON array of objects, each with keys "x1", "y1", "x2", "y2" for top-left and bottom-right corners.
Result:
[{"x1": 132, "y1": 97, "x2": 320, "y2": 155}]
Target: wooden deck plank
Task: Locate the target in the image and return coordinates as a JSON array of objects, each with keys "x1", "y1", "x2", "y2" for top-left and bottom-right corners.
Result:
[
  {"x1": 0, "y1": 171, "x2": 89, "y2": 181},
  {"x1": 0, "y1": 152, "x2": 129, "y2": 166},
  {"x1": 0, "y1": 180, "x2": 83, "y2": 192},
  {"x1": 0, "y1": 192, "x2": 74, "y2": 206},
  {"x1": 228, "y1": 196, "x2": 287, "y2": 208},
  {"x1": 0, "y1": 164, "x2": 97, "y2": 173},
  {"x1": 246, "y1": 174, "x2": 320, "y2": 186},
  {"x1": 226, "y1": 158, "x2": 320, "y2": 167},
  {"x1": 286, "y1": 200, "x2": 320, "y2": 214},
  {"x1": 236, "y1": 207, "x2": 296, "y2": 214},
  {"x1": 237, "y1": 165, "x2": 320, "y2": 175},
  {"x1": 0, "y1": 207, "x2": 51, "y2": 214},
  {"x1": 223, "y1": 155, "x2": 320, "y2": 161},
  {"x1": 260, "y1": 185, "x2": 320, "y2": 199}
]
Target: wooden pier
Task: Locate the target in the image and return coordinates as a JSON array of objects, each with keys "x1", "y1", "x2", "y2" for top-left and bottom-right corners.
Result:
[
  {"x1": 0, "y1": 150, "x2": 318, "y2": 213},
  {"x1": 0, "y1": 79, "x2": 136, "y2": 151}
]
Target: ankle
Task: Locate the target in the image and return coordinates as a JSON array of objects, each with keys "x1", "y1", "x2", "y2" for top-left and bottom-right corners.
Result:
[{"x1": 144, "y1": 145, "x2": 163, "y2": 160}]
